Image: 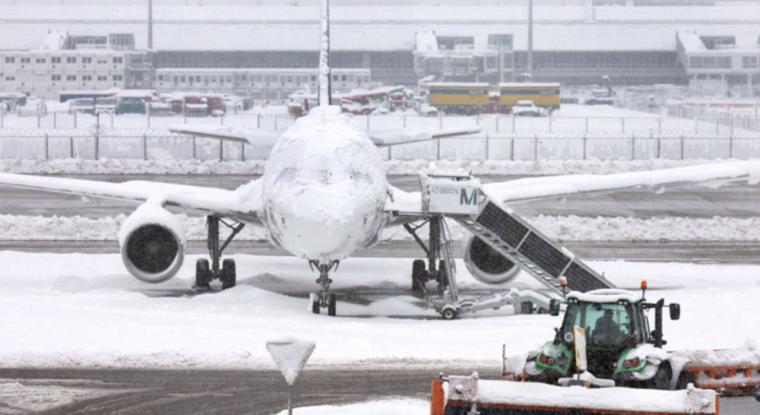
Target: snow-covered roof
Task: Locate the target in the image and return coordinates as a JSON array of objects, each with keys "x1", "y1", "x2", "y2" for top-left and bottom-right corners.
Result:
[
  {"x1": 499, "y1": 82, "x2": 561, "y2": 88},
  {"x1": 0, "y1": 5, "x2": 757, "y2": 52},
  {"x1": 567, "y1": 289, "x2": 643, "y2": 304},
  {"x1": 678, "y1": 29, "x2": 760, "y2": 53}
]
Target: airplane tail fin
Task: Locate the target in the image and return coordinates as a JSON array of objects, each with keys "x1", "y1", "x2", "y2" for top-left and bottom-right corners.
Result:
[{"x1": 318, "y1": 0, "x2": 332, "y2": 107}]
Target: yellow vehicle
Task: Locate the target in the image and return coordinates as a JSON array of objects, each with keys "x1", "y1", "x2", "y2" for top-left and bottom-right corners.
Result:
[
  {"x1": 426, "y1": 82, "x2": 490, "y2": 114},
  {"x1": 498, "y1": 82, "x2": 560, "y2": 112}
]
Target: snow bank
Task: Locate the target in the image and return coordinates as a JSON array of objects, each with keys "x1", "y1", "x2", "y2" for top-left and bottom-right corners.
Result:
[
  {"x1": 0, "y1": 158, "x2": 729, "y2": 176},
  {"x1": 272, "y1": 399, "x2": 429, "y2": 415},
  {"x1": 5, "y1": 214, "x2": 760, "y2": 242}
]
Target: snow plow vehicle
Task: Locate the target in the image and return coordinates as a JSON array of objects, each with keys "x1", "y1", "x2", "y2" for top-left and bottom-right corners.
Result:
[
  {"x1": 521, "y1": 287, "x2": 680, "y2": 389},
  {"x1": 505, "y1": 283, "x2": 760, "y2": 395}
]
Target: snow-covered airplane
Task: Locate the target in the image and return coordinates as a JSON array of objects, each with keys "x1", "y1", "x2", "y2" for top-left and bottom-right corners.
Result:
[{"x1": 1, "y1": 0, "x2": 760, "y2": 317}]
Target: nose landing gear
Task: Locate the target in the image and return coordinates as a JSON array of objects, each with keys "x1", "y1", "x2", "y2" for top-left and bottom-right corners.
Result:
[{"x1": 309, "y1": 260, "x2": 339, "y2": 317}]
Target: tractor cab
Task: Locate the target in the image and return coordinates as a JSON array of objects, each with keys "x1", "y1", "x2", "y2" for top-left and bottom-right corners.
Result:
[
  {"x1": 526, "y1": 285, "x2": 681, "y2": 388},
  {"x1": 557, "y1": 290, "x2": 647, "y2": 377}
]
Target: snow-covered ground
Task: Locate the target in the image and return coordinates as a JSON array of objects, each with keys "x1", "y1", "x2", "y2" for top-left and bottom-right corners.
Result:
[
  {"x1": 0, "y1": 381, "x2": 112, "y2": 414},
  {"x1": 0, "y1": 251, "x2": 758, "y2": 369},
  {"x1": 273, "y1": 399, "x2": 429, "y2": 415},
  {"x1": 3, "y1": 213, "x2": 760, "y2": 242}
]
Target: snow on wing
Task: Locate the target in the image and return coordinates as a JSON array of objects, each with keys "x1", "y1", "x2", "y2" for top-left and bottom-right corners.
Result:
[
  {"x1": 0, "y1": 173, "x2": 262, "y2": 221},
  {"x1": 368, "y1": 127, "x2": 480, "y2": 147},
  {"x1": 483, "y1": 160, "x2": 760, "y2": 203},
  {"x1": 168, "y1": 125, "x2": 280, "y2": 145}
]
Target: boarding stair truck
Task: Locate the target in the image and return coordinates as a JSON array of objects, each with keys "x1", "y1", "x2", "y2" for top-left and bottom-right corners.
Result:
[
  {"x1": 503, "y1": 284, "x2": 760, "y2": 396},
  {"x1": 399, "y1": 171, "x2": 615, "y2": 320}
]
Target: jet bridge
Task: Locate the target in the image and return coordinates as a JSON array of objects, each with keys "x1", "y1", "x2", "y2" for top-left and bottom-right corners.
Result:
[{"x1": 416, "y1": 171, "x2": 614, "y2": 318}]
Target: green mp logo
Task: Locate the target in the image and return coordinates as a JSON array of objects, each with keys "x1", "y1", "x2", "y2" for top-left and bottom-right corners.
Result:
[{"x1": 460, "y1": 188, "x2": 477, "y2": 205}]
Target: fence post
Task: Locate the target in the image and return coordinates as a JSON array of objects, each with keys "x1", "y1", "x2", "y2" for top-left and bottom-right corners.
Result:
[
  {"x1": 183, "y1": 101, "x2": 187, "y2": 124},
  {"x1": 219, "y1": 139, "x2": 224, "y2": 161},
  {"x1": 192, "y1": 136, "x2": 197, "y2": 159},
  {"x1": 585, "y1": 117, "x2": 589, "y2": 135},
  {"x1": 257, "y1": 113, "x2": 261, "y2": 129},
  {"x1": 241, "y1": 141, "x2": 246, "y2": 161},
  {"x1": 484, "y1": 134, "x2": 490, "y2": 160},
  {"x1": 680, "y1": 135, "x2": 685, "y2": 160},
  {"x1": 143, "y1": 133, "x2": 148, "y2": 161},
  {"x1": 74, "y1": 111, "x2": 77, "y2": 128},
  {"x1": 147, "y1": 104, "x2": 151, "y2": 128},
  {"x1": 654, "y1": 132, "x2": 661, "y2": 159},
  {"x1": 53, "y1": 112, "x2": 57, "y2": 129},
  {"x1": 729, "y1": 135, "x2": 733, "y2": 159},
  {"x1": 436, "y1": 138, "x2": 441, "y2": 160},
  {"x1": 45, "y1": 133, "x2": 49, "y2": 161},
  {"x1": 630, "y1": 134, "x2": 635, "y2": 160},
  {"x1": 37, "y1": 112, "x2": 41, "y2": 129},
  {"x1": 387, "y1": 145, "x2": 392, "y2": 160},
  {"x1": 69, "y1": 136, "x2": 74, "y2": 159},
  {"x1": 582, "y1": 135, "x2": 587, "y2": 160},
  {"x1": 94, "y1": 134, "x2": 99, "y2": 160},
  {"x1": 533, "y1": 134, "x2": 539, "y2": 161}
]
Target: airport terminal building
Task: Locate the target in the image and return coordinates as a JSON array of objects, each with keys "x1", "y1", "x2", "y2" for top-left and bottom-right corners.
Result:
[{"x1": 0, "y1": 2, "x2": 757, "y2": 99}]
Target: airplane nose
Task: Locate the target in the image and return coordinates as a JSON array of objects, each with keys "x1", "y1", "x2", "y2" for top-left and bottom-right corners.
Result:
[{"x1": 268, "y1": 184, "x2": 376, "y2": 261}]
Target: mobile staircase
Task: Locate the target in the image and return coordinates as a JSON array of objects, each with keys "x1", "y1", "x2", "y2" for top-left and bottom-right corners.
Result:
[{"x1": 413, "y1": 171, "x2": 615, "y2": 319}]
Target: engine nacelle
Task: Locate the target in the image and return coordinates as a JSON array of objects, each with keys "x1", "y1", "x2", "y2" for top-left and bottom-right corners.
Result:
[
  {"x1": 118, "y1": 203, "x2": 185, "y2": 284},
  {"x1": 463, "y1": 235, "x2": 520, "y2": 285}
]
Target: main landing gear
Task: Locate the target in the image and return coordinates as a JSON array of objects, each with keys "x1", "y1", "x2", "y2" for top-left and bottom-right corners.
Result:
[
  {"x1": 194, "y1": 215, "x2": 245, "y2": 291},
  {"x1": 309, "y1": 260, "x2": 339, "y2": 317},
  {"x1": 405, "y1": 216, "x2": 458, "y2": 319}
]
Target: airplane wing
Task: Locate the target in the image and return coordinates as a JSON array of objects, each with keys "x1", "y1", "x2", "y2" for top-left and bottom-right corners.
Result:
[
  {"x1": 171, "y1": 123, "x2": 479, "y2": 148},
  {"x1": 0, "y1": 173, "x2": 262, "y2": 222},
  {"x1": 482, "y1": 161, "x2": 760, "y2": 203},
  {"x1": 368, "y1": 127, "x2": 480, "y2": 147},
  {"x1": 168, "y1": 125, "x2": 280, "y2": 146},
  {"x1": 385, "y1": 161, "x2": 760, "y2": 218}
]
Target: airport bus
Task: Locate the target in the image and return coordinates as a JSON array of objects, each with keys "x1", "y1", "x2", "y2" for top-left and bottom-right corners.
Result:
[
  {"x1": 498, "y1": 82, "x2": 561, "y2": 112},
  {"x1": 425, "y1": 82, "x2": 490, "y2": 114}
]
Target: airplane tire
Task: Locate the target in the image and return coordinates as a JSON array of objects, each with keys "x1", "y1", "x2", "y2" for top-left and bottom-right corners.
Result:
[
  {"x1": 327, "y1": 293, "x2": 337, "y2": 317},
  {"x1": 411, "y1": 259, "x2": 426, "y2": 292},
  {"x1": 194, "y1": 259, "x2": 211, "y2": 289},
  {"x1": 311, "y1": 294, "x2": 320, "y2": 315},
  {"x1": 221, "y1": 259, "x2": 236, "y2": 290}
]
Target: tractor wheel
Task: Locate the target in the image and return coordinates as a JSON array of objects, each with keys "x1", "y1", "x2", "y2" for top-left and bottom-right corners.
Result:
[
  {"x1": 649, "y1": 363, "x2": 673, "y2": 390},
  {"x1": 675, "y1": 371, "x2": 696, "y2": 390}
]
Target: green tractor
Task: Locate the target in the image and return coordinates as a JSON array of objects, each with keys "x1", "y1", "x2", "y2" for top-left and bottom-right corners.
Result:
[{"x1": 524, "y1": 285, "x2": 681, "y2": 389}]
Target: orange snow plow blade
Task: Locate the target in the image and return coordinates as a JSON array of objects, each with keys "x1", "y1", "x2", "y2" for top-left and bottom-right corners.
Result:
[
  {"x1": 431, "y1": 374, "x2": 719, "y2": 415},
  {"x1": 671, "y1": 347, "x2": 760, "y2": 396}
]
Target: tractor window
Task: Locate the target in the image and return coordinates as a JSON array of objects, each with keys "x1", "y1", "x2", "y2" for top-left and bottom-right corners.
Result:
[{"x1": 562, "y1": 301, "x2": 634, "y2": 347}]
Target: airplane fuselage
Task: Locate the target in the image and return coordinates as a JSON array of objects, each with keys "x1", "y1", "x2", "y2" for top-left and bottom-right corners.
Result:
[{"x1": 259, "y1": 106, "x2": 389, "y2": 263}]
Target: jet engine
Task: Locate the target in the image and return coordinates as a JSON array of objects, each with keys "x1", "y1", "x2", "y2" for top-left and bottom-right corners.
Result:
[
  {"x1": 118, "y1": 203, "x2": 185, "y2": 284},
  {"x1": 463, "y1": 236, "x2": 520, "y2": 285}
]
